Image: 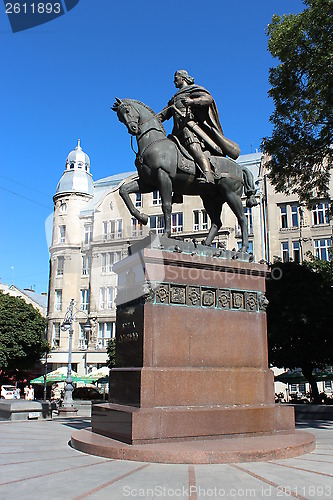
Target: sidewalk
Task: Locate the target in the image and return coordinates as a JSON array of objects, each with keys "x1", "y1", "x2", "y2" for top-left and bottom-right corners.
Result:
[{"x1": 0, "y1": 414, "x2": 332, "y2": 499}]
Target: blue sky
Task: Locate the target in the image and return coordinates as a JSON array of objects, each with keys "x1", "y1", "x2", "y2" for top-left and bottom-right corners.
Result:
[{"x1": 0, "y1": 0, "x2": 304, "y2": 293}]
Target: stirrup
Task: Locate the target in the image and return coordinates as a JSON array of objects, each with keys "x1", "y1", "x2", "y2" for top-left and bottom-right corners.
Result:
[{"x1": 197, "y1": 171, "x2": 215, "y2": 184}]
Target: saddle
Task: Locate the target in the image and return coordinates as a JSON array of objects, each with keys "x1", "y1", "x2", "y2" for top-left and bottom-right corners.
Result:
[{"x1": 169, "y1": 135, "x2": 240, "y2": 182}]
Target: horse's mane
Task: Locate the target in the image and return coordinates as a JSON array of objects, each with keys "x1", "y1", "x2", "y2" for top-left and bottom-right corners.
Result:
[{"x1": 122, "y1": 99, "x2": 166, "y2": 135}]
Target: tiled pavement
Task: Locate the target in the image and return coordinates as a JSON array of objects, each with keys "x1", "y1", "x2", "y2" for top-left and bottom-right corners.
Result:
[{"x1": 0, "y1": 415, "x2": 332, "y2": 499}]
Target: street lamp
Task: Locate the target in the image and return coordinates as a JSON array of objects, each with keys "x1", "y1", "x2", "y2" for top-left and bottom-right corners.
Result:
[{"x1": 59, "y1": 298, "x2": 91, "y2": 413}]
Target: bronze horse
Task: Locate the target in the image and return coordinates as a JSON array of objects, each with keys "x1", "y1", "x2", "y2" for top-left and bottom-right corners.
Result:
[{"x1": 112, "y1": 98, "x2": 257, "y2": 251}]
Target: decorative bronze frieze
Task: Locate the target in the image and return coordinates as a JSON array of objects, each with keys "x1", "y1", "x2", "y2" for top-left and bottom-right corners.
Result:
[
  {"x1": 170, "y1": 285, "x2": 186, "y2": 304},
  {"x1": 218, "y1": 289, "x2": 231, "y2": 309},
  {"x1": 201, "y1": 288, "x2": 216, "y2": 307},
  {"x1": 232, "y1": 292, "x2": 244, "y2": 309},
  {"x1": 156, "y1": 284, "x2": 169, "y2": 304},
  {"x1": 187, "y1": 286, "x2": 201, "y2": 306}
]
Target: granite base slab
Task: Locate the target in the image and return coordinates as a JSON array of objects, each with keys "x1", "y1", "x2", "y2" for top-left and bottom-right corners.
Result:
[{"x1": 71, "y1": 428, "x2": 315, "y2": 464}]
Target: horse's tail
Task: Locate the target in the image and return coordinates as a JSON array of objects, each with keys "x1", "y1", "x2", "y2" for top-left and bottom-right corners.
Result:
[{"x1": 242, "y1": 167, "x2": 258, "y2": 207}]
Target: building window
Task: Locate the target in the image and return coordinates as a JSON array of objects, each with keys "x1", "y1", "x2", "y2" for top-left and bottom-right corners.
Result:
[
  {"x1": 101, "y1": 253, "x2": 107, "y2": 273},
  {"x1": 153, "y1": 190, "x2": 162, "y2": 205},
  {"x1": 116, "y1": 219, "x2": 122, "y2": 238},
  {"x1": 110, "y1": 220, "x2": 115, "y2": 239},
  {"x1": 238, "y1": 241, "x2": 253, "y2": 254},
  {"x1": 193, "y1": 210, "x2": 208, "y2": 232},
  {"x1": 56, "y1": 256, "x2": 64, "y2": 276},
  {"x1": 101, "y1": 252, "x2": 121, "y2": 274},
  {"x1": 107, "y1": 219, "x2": 123, "y2": 239},
  {"x1": 150, "y1": 215, "x2": 165, "y2": 234},
  {"x1": 102, "y1": 221, "x2": 108, "y2": 240},
  {"x1": 193, "y1": 211, "x2": 200, "y2": 231},
  {"x1": 55, "y1": 290, "x2": 62, "y2": 311},
  {"x1": 172, "y1": 213, "x2": 183, "y2": 233},
  {"x1": 292, "y1": 241, "x2": 301, "y2": 263},
  {"x1": 202, "y1": 210, "x2": 208, "y2": 230},
  {"x1": 84, "y1": 224, "x2": 93, "y2": 244},
  {"x1": 324, "y1": 380, "x2": 332, "y2": 391},
  {"x1": 135, "y1": 193, "x2": 142, "y2": 207},
  {"x1": 52, "y1": 323, "x2": 60, "y2": 348},
  {"x1": 82, "y1": 255, "x2": 91, "y2": 276},
  {"x1": 99, "y1": 287, "x2": 114, "y2": 310},
  {"x1": 60, "y1": 202, "x2": 67, "y2": 213},
  {"x1": 298, "y1": 383, "x2": 306, "y2": 394},
  {"x1": 131, "y1": 218, "x2": 143, "y2": 237},
  {"x1": 280, "y1": 206, "x2": 288, "y2": 229},
  {"x1": 59, "y1": 225, "x2": 66, "y2": 243},
  {"x1": 80, "y1": 289, "x2": 90, "y2": 311},
  {"x1": 314, "y1": 238, "x2": 332, "y2": 261},
  {"x1": 281, "y1": 242, "x2": 289, "y2": 262},
  {"x1": 98, "y1": 322, "x2": 114, "y2": 348},
  {"x1": 110, "y1": 251, "x2": 121, "y2": 271},
  {"x1": 291, "y1": 205, "x2": 299, "y2": 228},
  {"x1": 312, "y1": 203, "x2": 329, "y2": 225},
  {"x1": 244, "y1": 207, "x2": 253, "y2": 234},
  {"x1": 79, "y1": 324, "x2": 88, "y2": 350}
]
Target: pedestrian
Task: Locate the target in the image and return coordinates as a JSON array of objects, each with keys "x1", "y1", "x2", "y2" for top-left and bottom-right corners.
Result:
[
  {"x1": 27, "y1": 385, "x2": 34, "y2": 400},
  {"x1": 24, "y1": 385, "x2": 29, "y2": 400}
]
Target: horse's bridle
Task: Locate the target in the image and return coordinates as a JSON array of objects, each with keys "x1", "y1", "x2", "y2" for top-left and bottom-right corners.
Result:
[{"x1": 121, "y1": 102, "x2": 165, "y2": 156}]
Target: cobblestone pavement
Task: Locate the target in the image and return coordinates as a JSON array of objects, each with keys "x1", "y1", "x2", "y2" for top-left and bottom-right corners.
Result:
[{"x1": 0, "y1": 416, "x2": 332, "y2": 499}]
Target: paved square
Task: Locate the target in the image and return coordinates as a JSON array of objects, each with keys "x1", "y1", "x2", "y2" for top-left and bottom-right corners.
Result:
[{"x1": 0, "y1": 416, "x2": 332, "y2": 499}]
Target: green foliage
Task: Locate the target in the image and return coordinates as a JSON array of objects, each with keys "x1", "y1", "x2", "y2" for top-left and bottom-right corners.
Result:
[
  {"x1": 266, "y1": 261, "x2": 333, "y2": 400},
  {"x1": 303, "y1": 249, "x2": 333, "y2": 285},
  {"x1": 267, "y1": 262, "x2": 333, "y2": 368},
  {"x1": 262, "y1": 0, "x2": 333, "y2": 204},
  {"x1": 0, "y1": 292, "x2": 49, "y2": 377},
  {"x1": 106, "y1": 338, "x2": 116, "y2": 368}
]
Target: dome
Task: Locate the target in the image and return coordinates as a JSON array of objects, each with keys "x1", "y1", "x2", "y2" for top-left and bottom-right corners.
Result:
[
  {"x1": 55, "y1": 139, "x2": 93, "y2": 197},
  {"x1": 65, "y1": 139, "x2": 90, "y2": 172}
]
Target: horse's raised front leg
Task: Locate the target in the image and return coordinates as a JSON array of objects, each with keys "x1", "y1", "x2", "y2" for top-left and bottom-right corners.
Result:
[
  {"x1": 157, "y1": 169, "x2": 173, "y2": 238},
  {"x1": 119, "y1": 179, "x2": 149, "y2": 225}
]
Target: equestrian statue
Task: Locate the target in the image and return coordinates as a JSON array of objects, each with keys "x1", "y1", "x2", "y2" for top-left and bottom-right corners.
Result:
[{"x1": 112, "y1": 70, "x2": 258, "y2": 252}]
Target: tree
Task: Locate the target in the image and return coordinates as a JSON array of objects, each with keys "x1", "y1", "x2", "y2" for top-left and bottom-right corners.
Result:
[
  {"x1": 303, "y1": 249, "x2": 333, "y2": 286},
  {"x1": 266, "y1": 262, "x2": 333, "y2": 402},
  {"x1": 262, "y1": 0, "x2": 333, "y2": 205},
  {"x1": 0, "y1": 292, "x2": 49, "y2": 380}
]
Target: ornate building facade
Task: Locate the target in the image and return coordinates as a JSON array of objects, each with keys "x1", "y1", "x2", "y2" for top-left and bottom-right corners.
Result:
[{"x1": 46, "y1": 141, "x2": 332, "y2": 375}]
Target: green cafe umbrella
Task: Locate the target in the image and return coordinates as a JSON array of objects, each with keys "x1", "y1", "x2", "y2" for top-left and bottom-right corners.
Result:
[
  {"x1": 30, "y1": 367, "x2": 94, "y2": 385},
  {"x1": 275, "y1": 369, "x2": 333, "y2": 384}
]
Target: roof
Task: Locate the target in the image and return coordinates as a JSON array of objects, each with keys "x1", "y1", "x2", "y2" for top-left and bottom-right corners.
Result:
[
  {"x1": 80, "y1": 171, "x2": 136, "y2": 216},
  {"x1": 8, "y1": 285, "x2": 47, "y2": 310}
]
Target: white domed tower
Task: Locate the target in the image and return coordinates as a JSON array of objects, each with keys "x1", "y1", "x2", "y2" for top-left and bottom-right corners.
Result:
[
  {"x1": 56, "y1": 139, "x2": 93, "y2": 196},
  {"x1": 48, "y1": 140, "x2": 94, "y2": 368}
]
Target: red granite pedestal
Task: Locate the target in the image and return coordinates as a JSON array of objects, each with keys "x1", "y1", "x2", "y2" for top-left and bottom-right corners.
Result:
[{"x1": 71, "y1": 236, "x2": 315, "y2": 462}]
